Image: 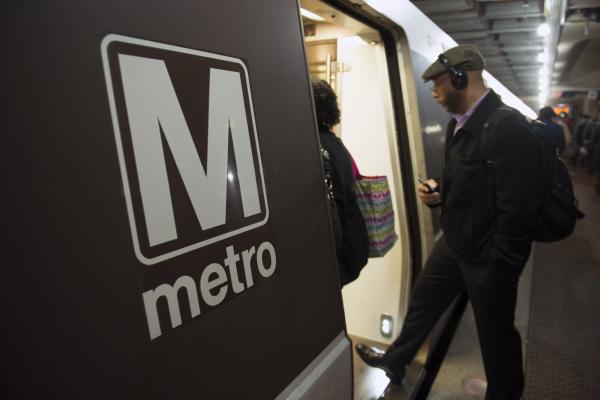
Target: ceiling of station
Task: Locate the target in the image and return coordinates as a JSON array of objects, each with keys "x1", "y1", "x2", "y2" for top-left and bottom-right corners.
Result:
[{"x1": 411, "y1": 0, "x2": 600, "y2": 111}]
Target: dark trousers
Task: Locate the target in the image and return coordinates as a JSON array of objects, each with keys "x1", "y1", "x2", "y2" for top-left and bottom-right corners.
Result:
[{"x1": 384, "y1": 236, "x2": 526, "y2": 400}]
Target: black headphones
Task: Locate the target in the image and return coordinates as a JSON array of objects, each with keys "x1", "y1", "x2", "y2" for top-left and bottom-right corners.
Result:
[{"x1": 438, "y1": 54, "x2": 468, "y2": 90}]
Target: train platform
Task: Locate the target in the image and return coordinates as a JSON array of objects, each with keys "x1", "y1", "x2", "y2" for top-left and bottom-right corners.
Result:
[
  {"x1": 523, "y1": 164, "x2": 600, "y2": 400},
  {"x1": 354, "y1": 164, "x2": 600, "y2": 399}
]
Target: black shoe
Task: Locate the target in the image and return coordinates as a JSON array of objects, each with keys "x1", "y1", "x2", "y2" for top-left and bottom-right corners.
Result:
[
  {"x1": 355, "y1": 343, "x2": 405, "y2": 384},
  {"x1": 378, "y1": 382, "x2": 404, "y2": 400}
]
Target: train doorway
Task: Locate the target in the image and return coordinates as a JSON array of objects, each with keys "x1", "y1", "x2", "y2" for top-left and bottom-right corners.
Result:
[{"x1": 301, "y1": 0, "x2": 413, "y2": 351}]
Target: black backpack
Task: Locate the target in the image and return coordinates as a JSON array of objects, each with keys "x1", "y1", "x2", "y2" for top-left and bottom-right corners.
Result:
[{"x1": 481, "y1": 106, "x2": 585, "y2": 242}]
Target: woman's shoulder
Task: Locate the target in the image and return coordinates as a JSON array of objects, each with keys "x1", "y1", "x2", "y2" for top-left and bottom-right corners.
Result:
[{"x1": 319, "y1": 131, "x2": 344, "y2": 151}]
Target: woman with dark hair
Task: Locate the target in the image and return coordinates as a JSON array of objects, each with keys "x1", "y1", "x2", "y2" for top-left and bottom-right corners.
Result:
[{"x1": 311, "y1": 78, "x2": 368, "y2": 285}]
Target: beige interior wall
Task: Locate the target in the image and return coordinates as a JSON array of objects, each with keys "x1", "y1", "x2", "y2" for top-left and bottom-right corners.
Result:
[
  {"x1": 336, "y1": 36, "x2": 410, "y2": 344},
  {"x1": 303, "y1": 17, "x2": 428, "y2": 344}
]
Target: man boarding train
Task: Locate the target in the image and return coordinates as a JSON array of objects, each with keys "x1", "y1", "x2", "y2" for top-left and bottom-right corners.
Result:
[{"x1": 356, "y1": 45, "x2": 544, "y2": 400}]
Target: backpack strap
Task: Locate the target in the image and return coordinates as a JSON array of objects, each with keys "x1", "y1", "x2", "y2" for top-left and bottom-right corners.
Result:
[
  {"x1": 480, "y1": 106, "x2": 519, "y2": 213},
  {"x1": 480, "y1": 106, "x2": 517, "y2": 165}
]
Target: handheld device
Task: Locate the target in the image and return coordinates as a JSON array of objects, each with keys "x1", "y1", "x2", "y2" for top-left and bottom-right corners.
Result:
[{"x1": 417, "y1": 177, "x2": 438, "y2": 193}]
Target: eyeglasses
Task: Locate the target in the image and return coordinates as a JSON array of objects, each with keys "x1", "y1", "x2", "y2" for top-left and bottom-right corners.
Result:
[{"x1": 430, "y1": 75, "x2": 451, "y2": 92}]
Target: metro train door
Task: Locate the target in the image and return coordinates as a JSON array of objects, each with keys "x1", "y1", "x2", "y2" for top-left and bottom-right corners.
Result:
[
  {"x1": 302, "y1": 0, "x2": 412, "y2": 354},
  {"x1": 2, "y1": 1, "x2": 352, "y2": 399}
]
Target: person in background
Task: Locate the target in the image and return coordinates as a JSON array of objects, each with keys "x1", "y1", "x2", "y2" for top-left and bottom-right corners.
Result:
[
  {"x1": 570, "y1": 114, "x2": 590, "y2": 166},
  {"x1": 582, "y1": 116, "x2": 598, "y2": 174},
  {"x1": 591, "y1": 119, "x2": 600, "y2": 193},
  {"x1": 355, "y1": 45, "x2": 544, "y2": 400},
  {"x1": 538, "y1": 106, "x2": 567, "y2": 155},
  {"x1": 311, "y1": 78, "x2": 369, "y2": 286},
  {"x1": 557, "y1": 114, "x2": 573, "y2": 156}
]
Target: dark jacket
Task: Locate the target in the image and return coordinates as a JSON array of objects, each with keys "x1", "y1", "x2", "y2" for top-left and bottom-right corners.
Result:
[
  {"x1": 440, "y1": 91, "x2": 543, "y2": 267},
  {"x1": 538, "y1": 119, "x2": 566, "y2": 154},
  {"x1": 573, "y1": 118, "x2": 589, "y2": 144},
  {"x1": 591, "y1": 123, "x2": 600, "y2": 173},
  {"x1": 319, "y1": 129, "x2": 369, "y2": 285}
]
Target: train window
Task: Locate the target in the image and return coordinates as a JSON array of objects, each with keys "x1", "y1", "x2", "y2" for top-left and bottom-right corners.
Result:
[{"x1": 300, "y1": 0, "x2": 411, "y2": 352}]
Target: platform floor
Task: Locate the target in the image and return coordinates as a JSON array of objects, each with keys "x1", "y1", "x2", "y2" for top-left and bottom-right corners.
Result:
[{"x1": 523, "y1": 165, "x2": 600, "y2": 399}]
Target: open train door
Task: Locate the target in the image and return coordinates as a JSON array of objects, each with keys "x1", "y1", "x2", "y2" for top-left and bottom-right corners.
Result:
[{"x1": 1, "y1": 1, "x2": 351, "y2": 399}]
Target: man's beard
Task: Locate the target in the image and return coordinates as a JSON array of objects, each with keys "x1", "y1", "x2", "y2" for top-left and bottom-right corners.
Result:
[{"x1": 442, "y1": 90, "x2": 463, "y2": 114}]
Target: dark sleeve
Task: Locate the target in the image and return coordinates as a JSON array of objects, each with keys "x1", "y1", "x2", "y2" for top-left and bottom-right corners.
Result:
[
  {"x1": 583, "y1": 123, "x2": 595, "y2": 142},
  {"x1": 328, "y1": 148, "x2": 351, "y2": 251},
  {"x1": 594, "y1": 125, "x2": 600, "y2": 144},
  {"x1": 574, "y1": 122, "x2": 585, "y2": 143},
  {"x1": 326, "y1": 140, "x2": 369, "y2": 285},
  {"x1": 593, "y1": 127, "x2": 600, "y2": 169},
  {"x1": 490, "y1": 116, "x2": 544, "y2": 266}
]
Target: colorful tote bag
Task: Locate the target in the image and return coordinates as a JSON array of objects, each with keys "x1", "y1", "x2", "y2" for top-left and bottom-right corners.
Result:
[{"x1": 351, "y1": 158, "x2": 398, "y2": 258}]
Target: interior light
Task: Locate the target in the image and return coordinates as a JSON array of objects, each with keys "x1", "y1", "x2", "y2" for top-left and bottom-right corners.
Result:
[
  {"x1": 424, "y1": 124, "x2": 443, "y2": 134},
  {"x1": 300, "y1": 8, "x2": 325, "y2": 21},
  {"x1": 537, "y1": 52, "x2": 548, "y2": 63},
  {"x1": 343, "y1": 35, "x2": 367, "y2": 46},
  {"x1": 537, "y1": 22, "x2": 550, "y2": 37},
  {"x1": 382, "y1": 320, "x2": 391, "y2": 334},
  {"x1": 380, "y1": 314, "x2": 393, "y2": 338}
]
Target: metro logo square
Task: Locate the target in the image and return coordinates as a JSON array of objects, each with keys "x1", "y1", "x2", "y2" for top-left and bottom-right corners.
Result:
[{"x1": 101, "y1": 35, "x2": 269, "y2": 265}]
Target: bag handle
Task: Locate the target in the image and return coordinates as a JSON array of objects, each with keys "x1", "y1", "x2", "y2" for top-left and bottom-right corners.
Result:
[
  {"x1": 347, "y1": 149, "x2": 386, "y2": 180},
  {"x1": 350, "y1": 154, "x2": 361, "y2": 179}
]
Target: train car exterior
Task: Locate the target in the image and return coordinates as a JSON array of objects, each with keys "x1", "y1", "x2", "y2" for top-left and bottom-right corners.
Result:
[{"x1": 1, "y1": 1, "x2": 536, "y2": 399}]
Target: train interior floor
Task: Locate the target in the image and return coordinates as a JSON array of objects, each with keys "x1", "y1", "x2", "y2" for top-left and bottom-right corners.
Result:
[{"x1": 352, "y1": 164, "x2": 600, "y2": 400}]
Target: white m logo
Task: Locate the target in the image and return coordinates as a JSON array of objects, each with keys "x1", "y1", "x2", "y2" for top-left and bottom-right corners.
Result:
[
  {"x1": 102, "y1": 35, "x2": 269, "y2": 265},
  {"x1": 120, "y1": 55, "x2": 261, "y2": 245}
]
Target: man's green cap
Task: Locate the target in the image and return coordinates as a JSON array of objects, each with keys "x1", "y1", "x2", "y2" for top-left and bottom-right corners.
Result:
[{"x1": 422, "y1": 44, "x2": 486, "y2": 81}]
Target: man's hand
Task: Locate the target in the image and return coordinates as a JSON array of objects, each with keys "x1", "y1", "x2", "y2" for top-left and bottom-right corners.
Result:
[{"x1": 417, "y1": 179, "x2": 441, "y2": 206}]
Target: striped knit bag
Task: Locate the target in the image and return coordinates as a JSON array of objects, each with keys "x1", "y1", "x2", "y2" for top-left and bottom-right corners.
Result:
[{"x1": 354, "y1": 174, "x2": 398, "y2": 258}]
